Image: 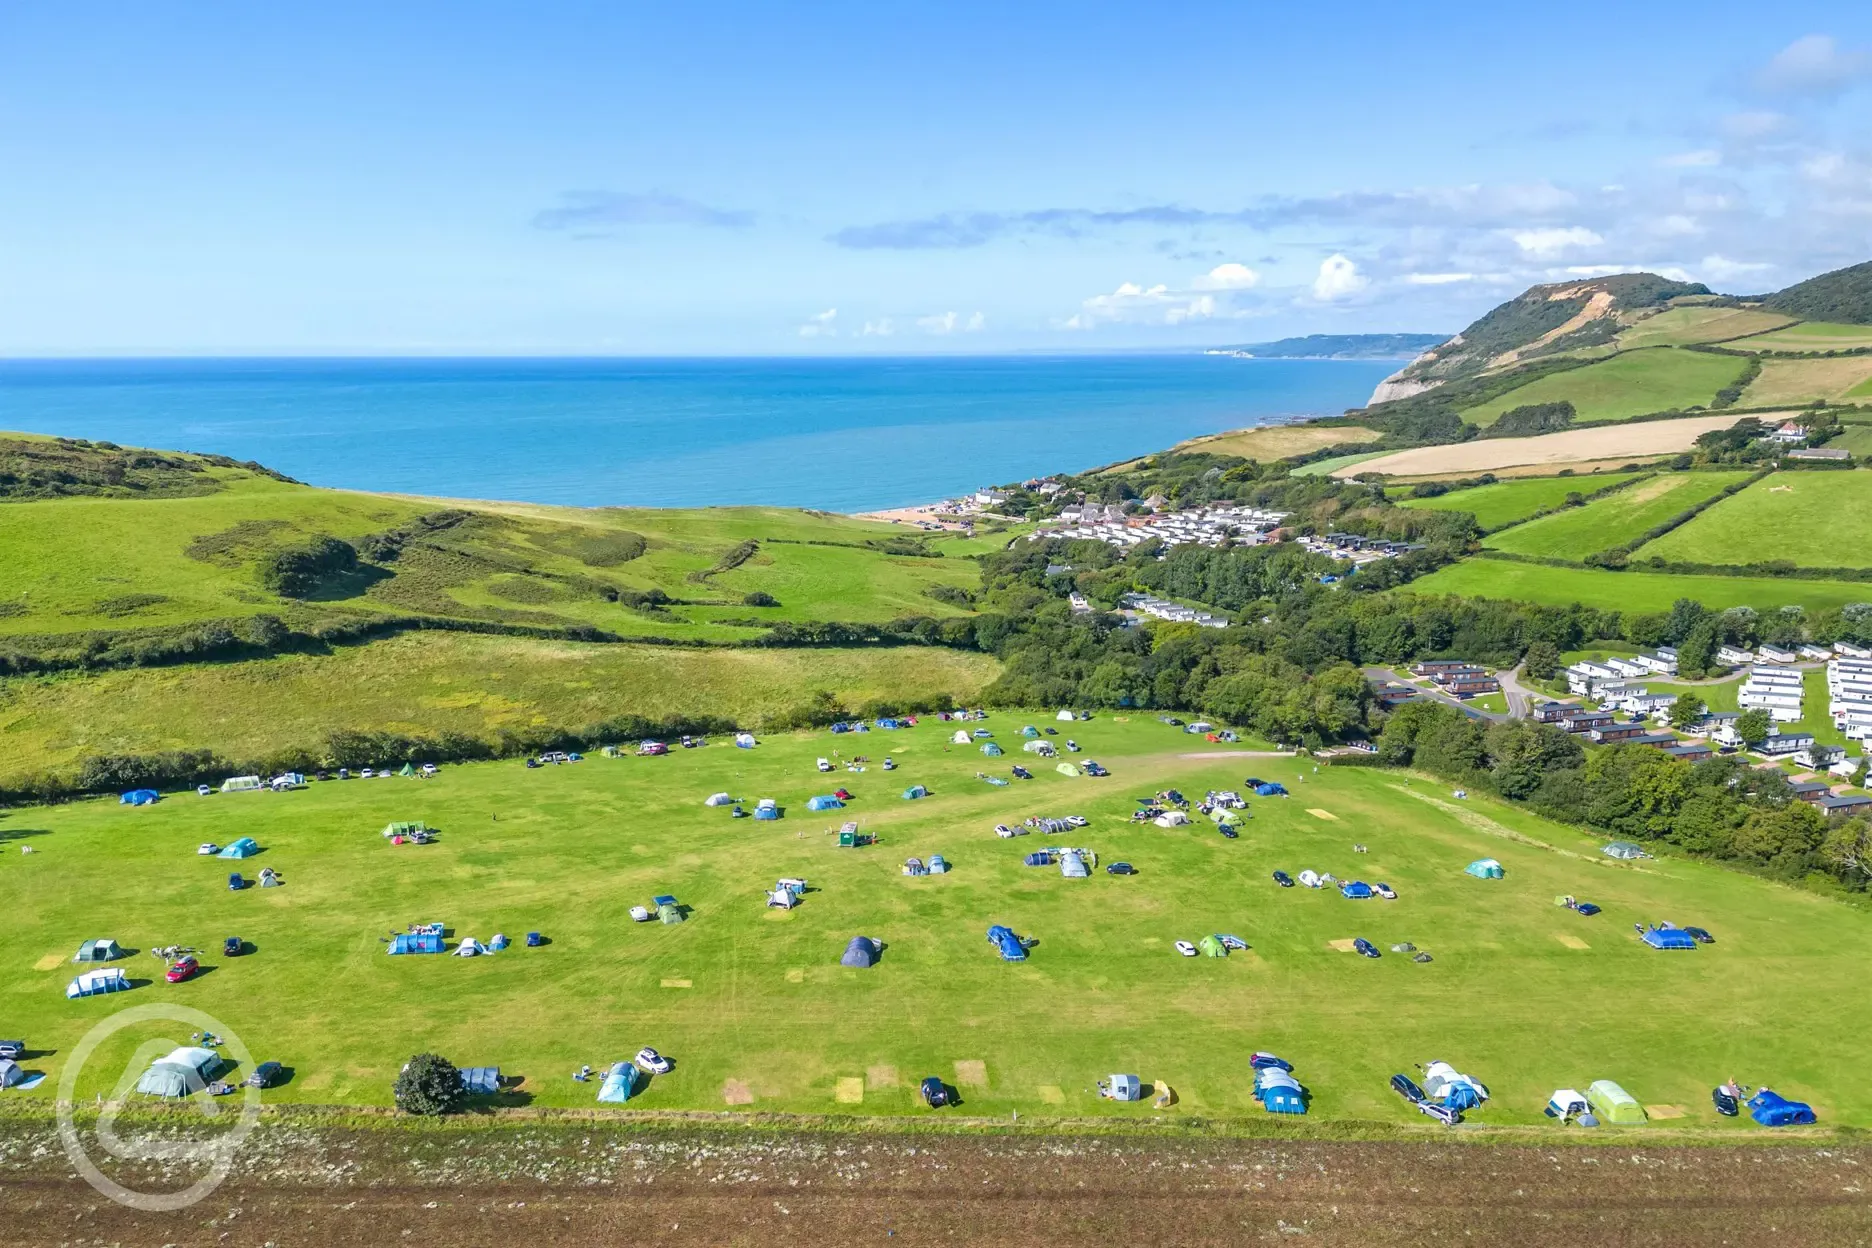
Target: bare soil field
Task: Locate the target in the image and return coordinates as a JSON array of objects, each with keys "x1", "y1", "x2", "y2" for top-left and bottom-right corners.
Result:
[
  {"x1": 2, "y1": 1117, "x2": 1869, "y2": 1247},
  {"x1": 1335, "y1": 414, "x2": 1774, "y2": 479}
]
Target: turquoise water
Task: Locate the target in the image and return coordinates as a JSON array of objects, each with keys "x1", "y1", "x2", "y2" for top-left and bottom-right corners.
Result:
[{"x1": 0, "y1": 356, "x2": 1394, "y2": 511}]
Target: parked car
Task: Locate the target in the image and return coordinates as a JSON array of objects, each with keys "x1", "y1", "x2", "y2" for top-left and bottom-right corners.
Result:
[
  {"x1": 634, "y1": 1047, "x2": 673, "y2": 1075},
  {"x1": 1011, "y1": 766, "x2": 1032, "y2": 780},
  {"x1": 1390, "y1": 1073, "x2": 1426, "y2": 1104},
  {"x1": 164, "y1": 956, "x2": 200, "y2": 984},
  {"x1": 197, "y1": 843, "x2": 219, "y2": 856},
  {"x1": 1353, "y1": 938, "x2": 1380, "y2": 958},
  {"x1": 920, "y1": 1076, "x2": 950, "y2": 1108},
  {"x1": 247, "y1": 1061, "x2": 283, "y2": 1089},
  {"x1": 1272, "y1": 870, "x2": 1294, "y2": 888},
  {"x1": 1375, "y1": 882, "x2": 1397, "y2": 900},
  {"x1": 223, "y1": 936, "x2": 245, "y2": 958},
  {"x1": 1106, "y1": 862, "x2": 1136, "y2": 876},
  {"x1": 1174, "y1": 940, "x2": 1198, "y2": 957},
  {"x1": 196, "y1": 785, "x2": 212, "y2": 797},
  {"x1": 1575, "y1": 902, "x2": 1602, "y2": 917},
  {"x1": 1711, "y1": 1086, "x2": 1740, "y2": 1117},
  {"x1": 1418, "y1": 1100, "x2": 1461, "y2": 1125},
  {"x1": 1217, "y1": 825, "x2": 1238, "y2": 839},
  {"x1": 1084, "y1": 762, "x2": 1109, "y2": 777},
  {"x1": 0, "y1": 1040, "x2": 24, "y2": 1060},
  {"x1": 1685, "y1": 926, "x2": 1714, "y2": 944}
]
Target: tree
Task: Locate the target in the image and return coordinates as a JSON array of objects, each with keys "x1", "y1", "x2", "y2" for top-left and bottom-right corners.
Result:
[
  {"x1": 1822, "y1": 819, "x2": 1872, "y2": 886},
  {"x1": 1485, "y1": 719, "x2": 1583, "y2": 800},
  {"x1": 1676, "y1": 618, "x2": 1718, "y2": 679},
  {"x1": 394, "y1": 1053, "x2": 465, "y2": 1116},
  {"x1": 1522, "y1": 640, "x2": 1560, "y2": 681},
  {"x1": 1735, "y1": 708, "x2": 1772, "y2": 746},
  {"x1": 1667, "y1": 693, "x2": 1706, "y2": 731}
]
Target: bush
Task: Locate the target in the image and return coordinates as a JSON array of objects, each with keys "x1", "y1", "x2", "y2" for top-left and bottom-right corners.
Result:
[
  {"x1": 260, "y1": 536, "x2": 359, "y2": 598},
  {"x1": 743, "y1": 591, "x2": 779, "y2": 607},
  {"x1": 1486, "y1": 401, "x2": 1575, "y2": 438},
  {"x1": 393, "y1": 1052, "x2": 465, "y2": 1116}
]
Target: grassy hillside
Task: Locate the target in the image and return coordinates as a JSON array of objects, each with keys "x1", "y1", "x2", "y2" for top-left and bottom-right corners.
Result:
[
  {"x1": 1481, "y1": 472, "x2": 1755, "y2": 559},
  {"x1": 1406, "y1": 560, "x2": 1872, "y2": 612},
  {"x1": 1642, "y1": 472, "x2": 1872, "y2": 569},
  {"x1": 1741, "y1": 356, "x2": 1872, "y2": 406},
  {"x1": 1762, "y1": 259, "x2": 1872, "y2": 325},
  {"x1": 1397, "y1": 473, "x2": 1645, "y2": 531},
  {"x1": 1174, "y1": 423, "x2": 1379, "y2": 461},
  {"x1": 1731, "y1": 321, "x2": 1872, "y2": 352},
  {"x1": 9, "y1": 716, "x2": 1869, "y2": 1126},
  {"x1": 1613, "y1": 305, "x2": 1794, "y2": 349},
  {"x1": 1460, "y1": 349, "x2": 1751, "y2": 426}
]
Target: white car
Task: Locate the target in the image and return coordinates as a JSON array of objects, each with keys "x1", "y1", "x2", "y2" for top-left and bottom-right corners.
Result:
[
  {"x1": 361, "y1": 768, "x2": 374, "y2": 779},
  {"x1": 1174, "y1": 940, "x2": 1198, "y2": 957},
  {"x1": 634, "y1": 1047, "x2": 673, "y2": 1075},
  {"x1": 1065, "y1": 815, "x2": 1089, "y2": 828},
  {"x1": 816, "y1": 758, "x2": 833, "y2": 772},
  {"x1": 629, "y1": 906, "x2": 651, "y2": 922},
  {"x1": 1375, "y1": 882, "x2": 1397, "y2": 899},
  {"x1": 196, "y1": 785, "x2": 212, "y2": 797},
  {"x1": 197, "y1": 843, "x2": 220, "y2": 856}
]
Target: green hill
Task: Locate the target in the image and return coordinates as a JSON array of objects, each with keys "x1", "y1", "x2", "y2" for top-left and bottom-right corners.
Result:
[{"x1": 1763, "y1": 259, "x2": 1872, "y2": 325}]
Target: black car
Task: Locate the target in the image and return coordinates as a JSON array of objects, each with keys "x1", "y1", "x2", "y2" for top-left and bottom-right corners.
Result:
[
  {"x1": 1353, "y1": 938, "x2": 1380, "y2": 958},
  {"x1": 223, "y1": 936, "x2": 245, "y2": 957},
  {"x1": 1685, "y1": 926, "x2": 1714, "y2": 944},
  {"x1": 1011, "y1": 766, "x2": 1032, "y2": 780},
  {"x1": 1106, "y1": 862, "x2": 1136, "y2": 876},
  {"x1": 1217, "y1": 825, "x2": 1238, "y2": 839},
  {"x1": 1711, "y1": 1086, "x2": 1740, "y2": 1117},
  {"x1": 1575, "y1": 903, "x2": 1602, "y2": 917},
  {"x1": 1084, "y1": 762, "x2": 1109, "y2": 777},
  {"x1": 1390, "y1": 1073, "x2": 1426, "y2": 1104},
  {"x1": 247, "y1": 1061, "x2": 284, "y2": 1089},
  {"x1": 920, "y1": 1076, "x2": 949, "y2": 1108},
  {"x1": 1044, "y1": 727, "x2": 1058, "y2": 735},
  {"x1": 1272, "y1": 870, "x2": 1294, "y2": 888}
]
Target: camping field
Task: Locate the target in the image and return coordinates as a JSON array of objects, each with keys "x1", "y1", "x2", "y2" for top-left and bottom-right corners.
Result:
[
  {"x1": 7, "y1": 714, "x2": 1872, "y2": 1131},
  {"x1": 1397, "y1": 472, "x2": 1646, "y2": 531},
  {"x1": 1480, "y1": 471, "x2": 1755, "y2": 559},
  {"x1": 1402, "y1": 559, "x2": 1872, "y2": 613},
  {"x1": 1642, "y1": 471, "x2": 1872, "y2": 569}
]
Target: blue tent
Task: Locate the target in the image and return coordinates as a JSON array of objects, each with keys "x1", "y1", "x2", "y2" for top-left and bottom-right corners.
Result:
[
  {"x1": 806, "y1": 795, "x2": 844, "y2": 811},
  {"x1": 120, "y1": 789, "x2": 160, "y2": 806},
  {"x1": 597, "y1": 1061, "x2": 641, "y2": 1103},
  {"x1": 840, "y1": 936, "x2": 880, "y2": 968},
  {"x1": 987, "y1": 924, "x2": 1027, "y2": 961},
  {"x1": 1023, "y1": 850, "x2": 1055, "y2": 866},
  {"x1": 1641, "y1": 927, "x2": 1697, "y2": 950},
  {"x1": 1021, "y1": 726, "x2": 1039, "y2": 738},
  {"x1": 901, "y1": 785, "x2": 928, "y2": 800},
  {"x1": 1255, "y1": 782, "x2": 1287, "y2": 797},
  {"x1": 1261, "y1": 1084, "x2": 1306, "y2": 1114},
  {"x1": 980, "y1": 743, "x2": 1003, "y2": 757},
  {"x1": 1341, "y1": 881, "x2": 1374, "y2": 899},
  {"x1": 754, "y1": 805, "x2": 781, "y2": 821},
  {"x1": 218, "y1": 837, "x2": 260, "y2": 859},
  {"x1": 1464, "y1": 858, "x2": 1504, "y2": 879},
  {"x1": 1748, "y1": 1089, "x2": 1817, "y2": 1126},
  {"x1": 388, "y1": 932, "x2": 444, "y2": 955},
  {"x1": 1443, "y1": 1083, "x2": 1483, "y2": 1112},
  {"x1": 460, "y1": 1066, "x2": 500, "y2": 1096}
]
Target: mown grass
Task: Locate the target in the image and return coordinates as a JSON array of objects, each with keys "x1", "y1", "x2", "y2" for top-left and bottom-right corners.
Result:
[
  {"x1": 7, "y1": 715, "x2": 1871, "y2": 1130},
  {"x1": 1731, "y1": 321, "x2": 1872, "y2": 352},
  {"x1": 1397, "y1": 473, "x2": 1645, "y2": 531},
  {"x1": 1293, "y1": 450, "x2": 1392, "y2": 477},
  {"x1": 0, "y1": 632, "x2": 1003, "y2": 785},
  {"x1": 1481, "y1": 472, "x2": 1755, "y2": 559},
  {"x1": 1643, "y1": 472, "x2": 1872, "y2": 569},
  {"x1": 1614, "y1": 306, "x2": 1795, "y2": 350},
  {"x1": 1461, "y1": 349, "x2": 1751, "y2": 426},
  {"x1": 1406, "y1": 560, "x2": 1872, "y2": 612}
]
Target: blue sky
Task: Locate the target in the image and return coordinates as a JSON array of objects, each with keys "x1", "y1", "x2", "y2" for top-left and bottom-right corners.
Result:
[{"x1": 4, "y1": 2, "x2": 1871, "y2": 354}]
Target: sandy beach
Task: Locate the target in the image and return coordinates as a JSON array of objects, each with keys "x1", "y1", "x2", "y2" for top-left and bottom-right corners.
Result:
[{"x1": 854, "y1": 501, "x2": 979, "y2": 529}]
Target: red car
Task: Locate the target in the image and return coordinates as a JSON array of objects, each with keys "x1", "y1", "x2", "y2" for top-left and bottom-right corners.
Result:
[{"x1": 165, "y1": 956, "x2": 200, "y2": 984}]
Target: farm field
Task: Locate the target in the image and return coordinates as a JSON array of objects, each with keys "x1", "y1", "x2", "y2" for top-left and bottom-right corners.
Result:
[
  {"x1": 1828, "y1": 425, "x2": 1872, "y2": 457},
  {"x1": 1731, "y1": 321, "x2": 1872, "y2": 352},
  {"x1": 1292, "y1": 449, "x2": 1391, "y2": 477},
  {"x1": 0, "y1": 633, "x2": 1003, "y2": 787},
  {"x1": 1174, "y1": 422, "x2": 1379, "y2": 462},
  {"x1": 1405, "y1": 559, "x2": 1872, "y2": 613},
  {"x1": 1336, "y1": 415, "x2": 1745, "y2": 479},
  {"x1": 1481, "y1": 472, "x2": 1754, "y2": 559},
  {"x1": 1613, "y1": 305, "x2": 1794, "y2": 350},
  {"x1": 1643, "y1": 472, "x2": 1872, "y2": 569},
  {"x1": 1740, "y1": 356, "x2": 1872, "y2": 407},
  {"x1": 1460, "y1": 349, "x2": 1751, "y2": 426},
  {"x1": 1398, "y1": 473, "x2": 1645, "y2": 531},
  {"x1": 6, "y1": 714, "x2": 1871, "y2": 1130}
]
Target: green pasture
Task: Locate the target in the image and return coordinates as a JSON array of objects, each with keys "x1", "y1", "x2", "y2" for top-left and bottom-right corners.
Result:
[
  {"x1": 1398, "y1": 473, "x2": 1646, "y2": 531},
  {"x1": 1731, "y1": 321, "x2": 1872, "y2": 352},
  {"x1": 1460, "y1": 349, "x2": 1751, "y2": 427},
  {"x1": 5, "y1": 715, "x2": 1870, "y2": 1130},
  {"x1": 1643, "y1": 472, "x2": 1872, "y2": 569},
  {"x1": 1481, "y1": 472, "x2": 1754, "y2": 559},
  {"x1": 1406, "y1": 560, "x2": 1872, "y2": 613},
  {"x1": 1614, "y1": 306, "x2": 1794, "y2": 350},
  {"x1": 1292, "y1": 450, "x2": 1391, "y2": 477},
  {"x1": 0, "y1": 633, "x2": 1003, "y2": 786}
]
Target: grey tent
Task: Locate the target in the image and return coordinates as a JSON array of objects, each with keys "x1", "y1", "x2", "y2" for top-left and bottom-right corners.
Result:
[
  {"x1": 135, "y1": 1046, "x2": 221, "y2": 1098},
  {"x1": 74, "y1": 939, "x2": 123, "y2": 963},
  {"x1": 0, "y1": 1059, "x2": 23, "y2": 1089},
  {"x1": 1602, "y1": 841, "x2": 1648, "y2": 860},
  {"x1": 460, "y1": 1066, "x2": 501, "y2": 1096},
  {"x1": 840, "y1": 936, "x2": 880, "y2": 968}
]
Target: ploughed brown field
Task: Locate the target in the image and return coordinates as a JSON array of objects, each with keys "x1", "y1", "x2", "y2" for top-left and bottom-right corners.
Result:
[{"x1": 4, "y1": 1119, "x2": 1869, "y2": 1247}]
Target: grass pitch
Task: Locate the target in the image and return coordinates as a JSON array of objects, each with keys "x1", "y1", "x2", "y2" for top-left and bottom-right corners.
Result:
[
  {"x1": 1643, "y1": 472, "x2": 1872, "y2": 570},
  {"x1": 1174, "y1": 423, "x2": 1379, "y2": 462},
  {"x1": 1481, "y1": 472, "x2": 1754, "y2": 559},
  {"x1": 6, "y1": 715, "x2": 1870, "y2": 1129},
  {"x1": 1461, "y1": 349, "x2": 1753, "y2": 427}
]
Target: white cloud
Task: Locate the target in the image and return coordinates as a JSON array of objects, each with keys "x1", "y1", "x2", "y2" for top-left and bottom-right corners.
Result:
[
  {"x1": 1310, "y1": 254, "x2": 1367, "y2": 301},
  {"x1": 1191, "y1": 262, "x2": 1260, "y2": 290},
  {"x1": 797, "y1": 308, "x2": 838, "y2": 338},
  {"x1": 915, "y1": 310, "x2": 986, "y2": 335},
  {"x1": 1507, "y1": 227, "x2": 1604, "y2": 258},
  {"x1": 1661, "y1": 149, "x2": 1721, "y2": 168},
  {"x1": 1695, "y1": 255, "x2": 1773, "y2": 283},
  {"x1": 859, "y1": 318, "x2": 894, "y2": 337},
  {"x1": 1064, "y1": 282, "x2": 1218, "y2": 328},
  {"x1": 1405, "y1": 272, "x2": 1476, "y2": 285},
  {"x1": 1757, "y1": 34, "x2": 1871, "y2": 97},
  {"x1": 1654, "y1": 214, "x2": 1701, "y2": 237}
]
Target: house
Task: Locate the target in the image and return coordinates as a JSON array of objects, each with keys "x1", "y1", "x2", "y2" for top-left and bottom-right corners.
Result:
[
  {"x1": 1718, "y1": 645, "x2": 1756, "y2": 666},
  {"x1": 1532, "y1": 701, "x2": 1578, "y2": 723},
  {"x1": 1566, "y1": 661, "x2": 1619, "y2": 696},
  {"x1": 1622, "y1": 693, "x2": 1679, "y2": 718},
  {"x1": 1787, "y1": 447, "x2": 1850, "y2": 461},
  {"x1": 1628, "y1": 732, "x2": 1681, "y2": 749},
  {"x1": 1819, "y1": 794, "x2": 1872, "y2": 819},
  {"x1": 1589, "y1": 724, "x2": 1651, "y2": 745},
  {"x1": 1757, "y1": 732, "x2": 1817, "y2": 757},
  {"x1": 1837, "y1": 642, "x2": 1872, "y2": 660},
  {"x1": 974, "y1": 488, "x2": 1009, "y2": 507},
  {"x1": 1412, "y1": 660, "x2": 1476, "y2": 676},
  {"x1": 1446, "y1": 678, "x2": 1501, "y2": 697},
  {"x1": 1757, "y1": 645, "x2": 1799, "y2": 664},
  {"x1": 1764, "y1": 421, "x2": 1810, "y2": 446},
  {"x1": 1799, "y1": 644, "x2": 1835, "y2": 662},
  {"x1": 1663, "y1": 742, "x2": 1713, "y2": 763},
  {"x1": 1687, "y1": 711, "x2": 1739, "y2": 738},
  {"x1": 1630, "y1": 651, "x2": 1679, "y2": 676},
  {"x1": 1787, "y1": 780, "x2": 1833, "y2": 804},
  {"x1": 1606, "y1": 657, "x2": 1648, "y2": 679},
  {"x1": 1793, "y1": 744, "x2": 1847, "y2": 770},
  {"x1": 1563, "y1": 710, "x2": 1615, "y2": 734}
]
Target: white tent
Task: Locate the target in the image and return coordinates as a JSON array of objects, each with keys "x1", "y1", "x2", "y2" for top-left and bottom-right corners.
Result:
[
  {"x1": 1297, "y1": 869, "x2": 1322, "y2": 888},
  {"x1": 1422, "y1": 1061, "x2": 1488, "y2": 1102},
  {"x1": 0, "y1": 1059, "x2": 23, "y2": 1089},
  {"x1": 767, "y1": 887, "x2": 797, "y2": 909},
  {"x1": 66, "y1": 968, "x2": 131, "y2": 998},
  {"x1": 454, "y1": 937, "x2": 485, "y2": 957},
  {"x1": 135, "y1": 1046, "x2": 220, "y2": 1097},
  {"x1": 1154, "y1": 811, "x2": 1190, "y2": 827},
  {"x1": 734, "y1": 732, "x2": 757, "y2": 748},
  {"x1": 1056, "y1": 710, "x2": 1077, "y2": 722},
  {"x1": 1546, "y1": 1088, "x2": 1589, "y2": 1120},
  {"x1": 704, "y1": 792, "x2": 734, "y2": 807},
  {"x1": 952, "y1": 730, "x2": 971, "y2": 745}
]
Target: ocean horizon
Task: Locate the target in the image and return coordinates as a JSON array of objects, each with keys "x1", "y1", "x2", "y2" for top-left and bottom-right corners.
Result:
[{"x1": 0, "y1": 355, "x2": 1396, "y2": 512}]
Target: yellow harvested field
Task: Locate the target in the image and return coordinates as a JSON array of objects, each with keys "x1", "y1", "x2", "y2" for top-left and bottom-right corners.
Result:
[
  {"x1": 1334, "y1": 414, "x2": 1776, "y2": 478},
  {"x1": 1177, "y1": 423, "x2": 1379, "y2": 461},
  {"x1": 1556, "y1": 934, "x2": 1590, "y2": 950},
  {"x1": 834, "y1": 1077, "x2": 865, "y2": 1104},
  {"x1": 1326, "y1": 938, "x2": 1360, "y2": 952},
  {"x1": 1389, "y1": 457, "x2": 1673, "y2": 484},
  {"x1": 1742, "y1": 356, "x2": 1872, "y2": 406}
]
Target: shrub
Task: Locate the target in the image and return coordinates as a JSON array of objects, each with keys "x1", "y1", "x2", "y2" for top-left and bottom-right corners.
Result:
[
  {"x1": 260, "y1": 536, "x2": 359, "y2": 598},
  {"x1": 393, "y1": 1053, "x2": 465, "y2": 1116},
  {"x1": 743, "y1": 591, "x2": 780, "y2": 607}
]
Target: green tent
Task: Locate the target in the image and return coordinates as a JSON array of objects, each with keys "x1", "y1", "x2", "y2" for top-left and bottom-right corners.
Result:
[
  {"x1": 657, "y1": 903, "x2": 683, "y2": 924},
  {"x1": 382, "y1": 821, "x2": 428, "y2": 838},
  {"x1": 1056, "y1": 762, "x2": 1081, "y2": 777},
  {"x1": 1586, "y1": 1079, "x2": 1645, "y2": 1125},
  {"x1": 74, "y1": 938, "x2": 123, "y2": 963},
  {"x1": 398, "y1": 763, "x2": 417, "y2": 777},
  {"x1": 1198, "y1": 934, "x2": 1227, "y2": 958}
]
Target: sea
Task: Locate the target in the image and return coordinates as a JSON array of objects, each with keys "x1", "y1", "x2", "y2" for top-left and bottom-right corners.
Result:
[{"x1": 0, "y1": 356, "x2": 1396, "y2": 512}]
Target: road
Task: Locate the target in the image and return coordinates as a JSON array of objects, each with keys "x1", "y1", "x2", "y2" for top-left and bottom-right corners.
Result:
[{"x1": 1364, "y1": 666, "x2": 1511, "y2": 722}]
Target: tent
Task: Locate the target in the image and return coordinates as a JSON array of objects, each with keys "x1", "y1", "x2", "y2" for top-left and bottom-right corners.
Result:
[
  {"x1": 382, "y1": 821, "x2": 428, "y2": 838},
  {"x1": 1198, "y1": 934, "x2": 1227, "y2": 957},
  {"x1": 1056, "y1": 710, "x2": 1077, "y2": 722},
  {"x1": 806, "y1": 795, "x2": 845, "y2": 811},
  {"x1": 454, "y1": 937, "x2": 485, "y2": 957},
  {"x1": 1254, "y1": 782, "x2": 1287, "y2": 797},
  {"x1": 120, "y1": 789, "x2": 160, "y2": 806},
  {"x1": 1641, "y1": 926, "x2": 1697, "y2": 950},
  {"x1": 1102, "y1": 1074, "x2": 1143, "y2": 1102},
  {"x1": 658, "y1": 902, "x2": 683, "y2": 924},
  {"x1": 987, "y1": 924, "x2": 1026, "y2": 961},
  {"x1": 1021, "y1": 726, "x2": 1039, "y2": 738},
  {"x1": 1153, "y1": 810, "x2": 1189, "y2": 827},
  {"x1": 1545, "y1": 1089, "x2": 1590, "y2": 1120},
  {"x1": 840, "y1": 936, "x2": 881, "y2": 968},
  {"x1": 1056, "y1": 762, "x2": 1082, "y2": 777},
  {"x1": 74, "y1": 939, "x2": 122, "y2": 963},
  {"x1": 388, "y1": 931, "x2": 444, "y2": 955},
  {"x1": 1260, "y1": 1082, "x2": 1307, "y2": 1114},
  {"x1": 754, "y1": 805, "x2": 781, "y2": 821},
  {"x1": 952, "y1": 730, "x2": 972, "y2": 745},
  {"x1": 980, "y1": 742, "x2": 1004, "y2": 757},
  {"x1": 1586, "y1": 1079, "x2": 1646, "y2": 1125},
  {"x1": 1022, "y1": 740, "x2": 1055, "y2": 755},
  {"x1": 1059, "y1": 851, "x2": 1088, "y2": 878},
  {"x1": 218, "y1": 837, "x2": 261, "y2": 859},
  {"x1": 1603, "y1": 841, "x2": 1647, "y2": 860},
  {"x1": 597, "y1": 1060, "x2": 641, "y2": 1103},
  {"x1": 901, "y1": 785, "x2": 928, "y2": 800},
  {"x1": 220, "y1": 775, "x2": 262, "y2": 793},
  {"x1": 0, "y1": 1059, "x2": 23, "y2": 1090},
  {"x1": 704, "y1": 792, "x2": 734, "y2": 807},
  {"x1": 397, "y1": 763, "x2": 417, "y2": 778},
  {"x1": 1748, "y1": 1089, "x2": 1817, "y2": 1127},
  {"x1": 135, "y1": 1046, "x2": 221, "y2": 1098},
  {"x1": 1341, "y1": 881, "x2": 1374, "y2": 899},
  {"x1": 66, "y1": 968, "x2": 131, "y2": 999},
  {"x1": 459, "y1": 1066, "x2": 500, "y2": 1096},
  {"x1": 1464, "y1": 859, "x2": 1504, "y2": 879},
  {"x1": 735, "y1": 732, "x2": 757, "y2": 748}
]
